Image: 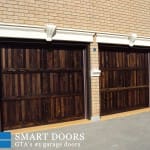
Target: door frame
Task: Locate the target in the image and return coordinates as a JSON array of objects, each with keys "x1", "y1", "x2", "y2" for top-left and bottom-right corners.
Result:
[
  {"x1": 148, "y1": 52, "x2": 150, "y2": 107},
  {"x1": 0, "y1": 49, "x2": 3, "y2": 131},
  {"x1": 83, "y1": 47, "x2": 89, "y2": 119}
]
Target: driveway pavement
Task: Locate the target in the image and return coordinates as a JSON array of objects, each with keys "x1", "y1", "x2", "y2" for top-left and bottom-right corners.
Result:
[{"x1": 11, "y1": 112, "x2": 150, "y2": 150}]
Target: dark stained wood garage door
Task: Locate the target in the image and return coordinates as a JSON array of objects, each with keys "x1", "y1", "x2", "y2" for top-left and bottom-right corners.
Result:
[
  {"x1": 0, "y1": 42, "x2": 87, "y2": 130},
  {"x1": 99, "y1": 44, "x2": 149, "y2": 115}
]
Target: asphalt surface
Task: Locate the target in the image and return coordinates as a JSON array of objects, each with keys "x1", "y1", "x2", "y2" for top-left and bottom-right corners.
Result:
[{"x1": 11, "y1": 112, "x2": 150, "y2": 150}]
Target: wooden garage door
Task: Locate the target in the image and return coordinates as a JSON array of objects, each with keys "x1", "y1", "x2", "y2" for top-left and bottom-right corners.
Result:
[
  {"x1": 0, "y1": 43, "x2": 86, "y2": 130},
  {"x1": 99, "y1": 45, "x2": 149, "y2": 115}
]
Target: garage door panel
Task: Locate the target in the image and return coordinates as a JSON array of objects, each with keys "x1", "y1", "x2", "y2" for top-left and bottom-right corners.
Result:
[
  {"x1": 1, "y1": 44, "x2": 85, "y2": 130},
  {"x1": 2, "y1": 100, "x2": 22, "y2": 130},
  {"x1": 99, "y1": 45, "x2": 149, "y2": 115},
  {"x1": 22, "y1": 99, "x2": 42, "y2": 123},
  {"x1": 102, "y1": 69, "x2": 149, "y2": 89}
]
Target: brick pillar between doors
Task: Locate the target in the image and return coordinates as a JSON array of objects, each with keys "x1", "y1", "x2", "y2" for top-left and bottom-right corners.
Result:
[{"x1": 89, "y1": 36, "x2": 100, "y2": 121}]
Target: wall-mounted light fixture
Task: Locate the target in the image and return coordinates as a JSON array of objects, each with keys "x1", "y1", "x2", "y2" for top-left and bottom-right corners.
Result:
[
  {"x1": 128, "y1": 33, "x2": 137, "y2": 47},
  {"x1": 91, "y1": 68, "x2": 101, "y2": 77}
]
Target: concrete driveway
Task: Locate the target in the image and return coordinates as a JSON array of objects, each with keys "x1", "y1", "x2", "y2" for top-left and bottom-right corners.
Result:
[{"x1": 11, "y1": 112, "x2": 150, "y2": 150}]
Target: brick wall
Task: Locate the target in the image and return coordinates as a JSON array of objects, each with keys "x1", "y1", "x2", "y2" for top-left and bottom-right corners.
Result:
[
  {"x1": 0, "y1": 0, "x2": 149, "y2": 36},
  {"x1": 89, "y1": 37, "x2": 100, "y2": 118}
]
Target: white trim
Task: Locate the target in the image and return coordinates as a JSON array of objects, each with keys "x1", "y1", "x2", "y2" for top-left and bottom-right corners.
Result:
[
  {"x1": 0, "y1": 22, "x2": 94, "y2": 42},
  {"x1": 135, "y1": 38, "x2": 150, "y2": 47},
  {"x1": 1, "y1": 22, "x2": 150, "y2": 45},
  {"x1": 148, "y1": 53, "x2": 150, "y2": 107},
  {"x1": 53, "y1": 29, "x2": 94, "y2": 42},
  {"x1": 0, "y1": 23, "x2": 46, "y2": 40},
  {"x1": 96, "y1": 33, "x2": 129, "y2": 45},
  {"x1": 96, "y1": 33, "x2": 150, "y2": 47}
]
